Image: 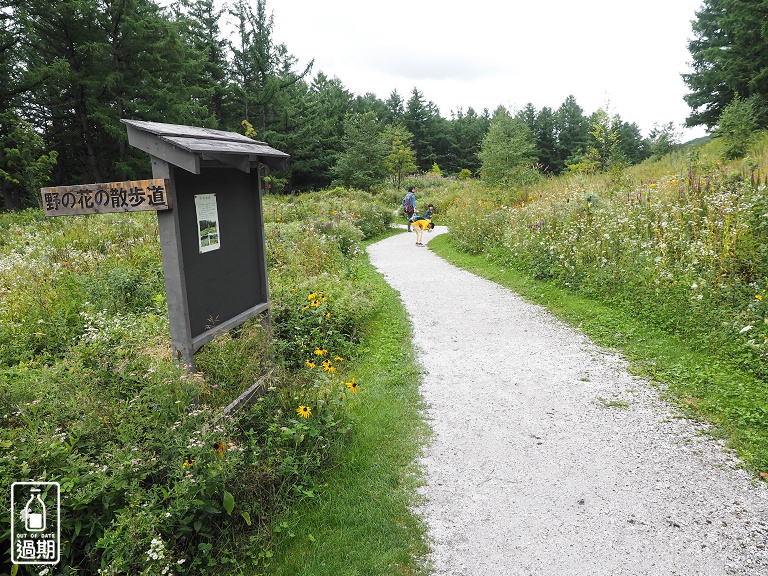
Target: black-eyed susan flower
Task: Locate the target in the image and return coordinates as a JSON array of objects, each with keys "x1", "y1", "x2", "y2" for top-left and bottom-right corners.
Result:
[
  {"x1": 183, "y1": 458, "x2": 196, "y2": 468},
  {"x1": 322, "y1": 360, "x2": 335, "y2": 373},
  {"x1": 307, "y1": 293, "x2": 317, "y2": 301},
  {"x1": 334, "y1": 356, "x2": 344, "y2": 362},
  {"x1": 297, "y1": 405, "x2": 312, "y2": 418},
  {"x1": 305, "y1": 359, "x2": 316, "y2": 368},
  {"x1": 345, "y1": 378, "x2": 358, "y2": 393},
  {"x1": 213, "y1": 441, "x2": 226, "y2": 456},
  {"x1": 314, "y1": 348, "x2": 328, "y2": 356},
  {"x1": 756, "y1": 294, "x2": 763, "y2": 301}
]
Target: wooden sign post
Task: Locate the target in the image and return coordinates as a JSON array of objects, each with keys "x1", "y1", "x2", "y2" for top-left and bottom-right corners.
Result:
[
  {"x1": 41, "y1": 120, "x2": 289, "y2": 371},
  {"x1": 40, "y1": 179, "x2": 172, "y2": 216}
]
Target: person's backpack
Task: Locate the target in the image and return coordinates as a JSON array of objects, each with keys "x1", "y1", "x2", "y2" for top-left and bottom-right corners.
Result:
[{"x1": 402, "y1": 192, "x2": 414, "y2": 212}]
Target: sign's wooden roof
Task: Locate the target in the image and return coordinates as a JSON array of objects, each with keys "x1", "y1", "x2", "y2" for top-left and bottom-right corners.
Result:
[{"x1": 122, "y1": 120, "x2": 289, "y2": 174}]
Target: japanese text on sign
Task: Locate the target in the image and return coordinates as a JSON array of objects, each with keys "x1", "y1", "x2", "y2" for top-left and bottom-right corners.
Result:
[{"x1": 40, "y1": 179, "x2": 172, "y2": 216}]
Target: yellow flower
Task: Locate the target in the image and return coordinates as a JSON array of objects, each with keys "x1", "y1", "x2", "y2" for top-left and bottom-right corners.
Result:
[
  {"x1": 322, "y1": 360, "x2": 335, "y2": 373},
  {"x1": 297, "y1": 405, "x2": 312, "y2": 418},
  {"x1": 213, "y1": 441, "x2": 226, "y2": 456},
  {"x1": 302, "y1": 305, "x2": 309, "y2": 311},
  {"x1": 311, "y1": 300, "x2": 321, "y2": 307},
  {"x1": 307, "y1": 293, "x2": 317, "y2": 301},
  {"x1": 305, "y1": 359, "x2": 316, "y2": 368},
  {"x1": 334, "y1": 356, "x2": 344, "y2": 362},
  {"x1": 345, "y1": 378, "x2": 358, "y2": 393},
  {"x1": 756, "y1": 294, "x2": 763, "y2": 301},
  {"x1": 183, "y1": 458, "x2": 195, "y2": 468},
  {"x1": 326, "y1": 312, "x2": 331, "y2": 318},
  {"x1": 314, "y1": 348, "x2": 328, "y2": 356}
]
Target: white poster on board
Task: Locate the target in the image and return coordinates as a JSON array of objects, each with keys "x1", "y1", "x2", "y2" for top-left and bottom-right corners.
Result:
[{"x1": 195, "y1": 193, "x2": 221, "y2": 253}]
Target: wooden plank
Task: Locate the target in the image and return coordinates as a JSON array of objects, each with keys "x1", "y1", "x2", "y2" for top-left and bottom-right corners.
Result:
[
  {"x1": 122, "y1": 119, "x2": 255, "y2": 143},
  {"x1": 40, "y1": 179, "x2": 172, "y2": 217},
  {"x1": 221, "y1": 370, "x2": 273, "y2": 416},
  {"x1": 152, "y1": 159, "x2": 195, "y2": 369},
  {"x1": 124, "y1": 123, "x2": 200, "y2": 174},
  {"x1": 191, "y1": 302, "x2": 270, "y2": 351}
]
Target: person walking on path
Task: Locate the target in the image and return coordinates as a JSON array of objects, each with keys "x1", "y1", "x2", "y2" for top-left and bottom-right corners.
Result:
[
  {"x1": 402, "y1": 186, "x2": 416, "y2": 231},
  {"x1": 367, "y1": 228, "x2": 768, "y2": 576}
]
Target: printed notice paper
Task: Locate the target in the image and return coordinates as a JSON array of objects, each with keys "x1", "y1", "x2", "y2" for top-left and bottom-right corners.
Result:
[{"x1": 195, "y1": 193, "x2": 221, "y2": 253}]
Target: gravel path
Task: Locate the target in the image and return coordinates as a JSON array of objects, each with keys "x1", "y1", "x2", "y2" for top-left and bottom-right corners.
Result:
[{"x1": 367, "y1": 227, "x2": 768, "y2": 576}]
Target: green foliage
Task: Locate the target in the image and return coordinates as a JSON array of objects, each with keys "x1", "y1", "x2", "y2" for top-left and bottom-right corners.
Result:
[
  {"x1": 228, "y1": 0, "x2": 313, "y2": 135},
  {"x1": 584, "y1": 108, "x2": 624, "y2": 172},
  {"x1": 648, "y1": 122, "x2": 681, "y2": 159},
  {"x1": 263, "y1": 188, "x2": 394, "y2": 241},
  {"x1": 0, "y1": 184, "x2": 396, "y2": 573},
  {"x1": 268, "y1": 258, "x2": 429, "y2": 576},
  {"x1": 404, "y1": 88, "x2": 444, "y2": 173},
  {"x1": 6, "y1": 0, "x2": 666, "y2": 202},
  {"x1": 714, "y1": 94, "x2": 760, "y2": 160},
  {"x1": 383, "y1": 123, "x2": 418, "y2": 190},
  {"x1": 684, "y1": 0, "x2": 768, "y2": 130},
  {"x1": 478, "y1": 108, "x2": 540, "y2": 187},
  {"x1": 0, "y1": 112, "x2": 58, "y2": 210},
  {"x1": 332, "y1": 112, "x2": 389, "y2": 191}
]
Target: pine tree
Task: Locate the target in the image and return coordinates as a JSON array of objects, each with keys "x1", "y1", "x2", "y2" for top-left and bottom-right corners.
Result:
[
  {"x1": 332, "y1": 112, "x2": 388, "y2": 191},
  {"x1": 684, "y1": 0, "x2": 768, "y2": 129},
  {"x1": 553, "y1": 95, "x2": 589, "y2": 173},
  {"x1": 229, "y1": 0, "x2": 313, "y2": 135}
]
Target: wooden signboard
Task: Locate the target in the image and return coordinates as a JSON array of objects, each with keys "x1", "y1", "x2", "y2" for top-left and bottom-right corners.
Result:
[{"x1": 40, "y1": 179, "x2": 172, "y2": 217}]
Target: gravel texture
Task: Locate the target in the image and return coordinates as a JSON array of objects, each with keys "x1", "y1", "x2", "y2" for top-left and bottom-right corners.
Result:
[{"x1": 367, "y1": 226, "x2": 768, "y2": 576}]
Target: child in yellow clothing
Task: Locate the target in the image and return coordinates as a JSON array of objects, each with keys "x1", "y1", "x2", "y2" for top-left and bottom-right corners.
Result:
[{"x1": 410, "y1": 216, "x2": 434, "y2": 246}]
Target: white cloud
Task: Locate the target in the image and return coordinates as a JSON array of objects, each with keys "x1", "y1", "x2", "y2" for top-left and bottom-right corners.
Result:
[{"x1": 266, "y1": 0, "x2": 707, "y2": 139}]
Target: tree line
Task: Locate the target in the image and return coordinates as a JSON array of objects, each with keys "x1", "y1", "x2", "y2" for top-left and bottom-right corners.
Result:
[{"x1": 2, "y1": 0, "x2": 763, "y2": 209}]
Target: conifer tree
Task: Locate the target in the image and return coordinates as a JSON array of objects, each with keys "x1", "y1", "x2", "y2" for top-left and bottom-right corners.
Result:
[{"x1": 684, "y1": 0, "x2": 768, "y2": 129}]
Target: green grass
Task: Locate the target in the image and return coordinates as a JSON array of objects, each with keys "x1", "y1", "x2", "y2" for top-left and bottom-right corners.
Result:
[
  {"x1": 266, "y1": 252, "x2": 431, "y2": 576},
  {"x1": 428, "y1": 233, "x2": 768, "y2": 478}
]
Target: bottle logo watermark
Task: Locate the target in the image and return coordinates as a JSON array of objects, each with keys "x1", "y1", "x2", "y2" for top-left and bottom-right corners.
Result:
[{"x1": 10, "y1": 482, "x2": 60, "y2": 565}]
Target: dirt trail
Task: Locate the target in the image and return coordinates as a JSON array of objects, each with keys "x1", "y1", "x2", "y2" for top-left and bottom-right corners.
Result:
[{"x1": 367, "y1": 227, "x2": 768, "y2": 576}]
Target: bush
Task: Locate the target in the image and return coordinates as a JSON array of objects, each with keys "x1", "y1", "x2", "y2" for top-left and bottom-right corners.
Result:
[{"x1": 263, "y1": 188, "x2": 394, "y2": 241}]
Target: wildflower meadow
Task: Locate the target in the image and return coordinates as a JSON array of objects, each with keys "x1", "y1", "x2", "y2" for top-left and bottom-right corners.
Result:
[
  {"x1": 437, "y1": 137, "x2": 768, "y2": 475},
  {"x1": 0, "y1": 191, "x2": 394, "y2": 574}
]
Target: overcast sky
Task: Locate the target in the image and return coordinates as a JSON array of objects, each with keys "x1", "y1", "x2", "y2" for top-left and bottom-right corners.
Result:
[{"x1": 257, "y1": 0, "x2": 707, "y2": 141}]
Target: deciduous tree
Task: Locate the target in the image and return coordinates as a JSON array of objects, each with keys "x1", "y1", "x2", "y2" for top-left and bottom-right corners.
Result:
[
  {"x1": 383, "y1": 123, "x2": 417, "y2": 190},
  {"x1": 478, "y1": 107, "x2": 539, "y2": 187}
]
